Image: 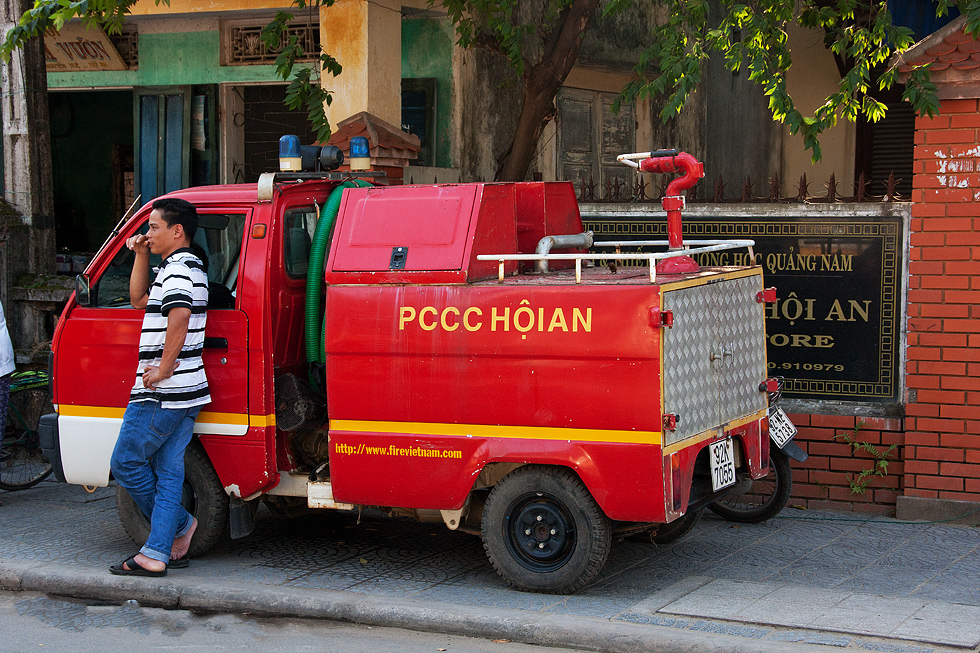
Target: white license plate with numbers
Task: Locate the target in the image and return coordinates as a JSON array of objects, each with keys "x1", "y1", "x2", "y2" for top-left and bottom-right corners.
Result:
[
  {"x1": 709, "y1": 438, "x2": 736, "y2": 492},
  {"x1": 769, "y1": 406, "x2": 798, "y2": 449}
]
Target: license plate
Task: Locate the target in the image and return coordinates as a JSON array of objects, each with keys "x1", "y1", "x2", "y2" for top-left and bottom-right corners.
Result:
[
  {"x1": 769, "y1": 406, "x2": 798, "y2": 449},
  {"x1": 709, "y1": 438, "x2": 736, "y2": 492}
]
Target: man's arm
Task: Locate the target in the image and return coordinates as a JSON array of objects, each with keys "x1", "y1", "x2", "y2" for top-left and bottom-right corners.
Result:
[
  {"x1": 141, "y1": 306, "x2": 190, "y2": 390},
  {"x1": 127, "y1": 234, "x2": 151, "y2": 309}
]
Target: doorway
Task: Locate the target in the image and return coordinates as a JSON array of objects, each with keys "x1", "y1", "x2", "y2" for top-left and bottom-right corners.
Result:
[{"x1": 49, "y1": 90, "x2": 134, "y2": 252}]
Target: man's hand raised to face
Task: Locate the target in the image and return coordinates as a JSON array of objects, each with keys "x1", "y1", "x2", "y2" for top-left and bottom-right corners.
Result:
[{"x1": 127, "y1": 234, "x2": 150, "y2": 255}]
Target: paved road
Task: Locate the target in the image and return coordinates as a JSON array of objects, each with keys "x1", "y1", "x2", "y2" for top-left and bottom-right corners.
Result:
[
  {"x1": 2, "y1": 480, "x2": 980, "y2": 652},
  {"x1": 0, "y1": 589, "x2": 580, "y2": 653}
]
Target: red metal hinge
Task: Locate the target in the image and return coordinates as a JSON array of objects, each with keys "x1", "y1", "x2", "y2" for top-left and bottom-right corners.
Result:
[
  {"x1": 756, "y1": 287, "x2": 777, "y2": 303},
  {"x1": 649, "y1": 307, "x2": 674, "y2": 328},
  {"x1": 663, "y1": 413, "x2": 678, "y2": 431}
]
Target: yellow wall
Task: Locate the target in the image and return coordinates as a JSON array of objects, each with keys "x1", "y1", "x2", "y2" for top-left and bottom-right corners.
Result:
[
  {"x1": 320, "y1": 0, "x2": 401, "y2": 128},
  {"x1": 130, "y1": 0, "x2": 290, "y2": 14},
  {"x1": 781, "y1": 23, "x2": 855, "y2": 192}
]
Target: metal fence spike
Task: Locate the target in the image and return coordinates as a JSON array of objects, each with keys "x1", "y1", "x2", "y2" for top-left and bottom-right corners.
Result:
[
  {"x1": 769, "y1": 174, "x2": 781, "y2": 202},
  {"x1": 797, "y1": 173, "x2": 809, "y2": 202},
  {"x1": 885, "y1": 171, "x2": 898, "y2": 202},
  {"x1": 741, "y1": 175, "x2": 753, "y2": 202}
]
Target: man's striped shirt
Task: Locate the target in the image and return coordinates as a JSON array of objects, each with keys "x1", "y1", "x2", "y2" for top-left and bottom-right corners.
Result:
[{"x1": 130, "y1": 248, "x2": 211, "y2": 408}]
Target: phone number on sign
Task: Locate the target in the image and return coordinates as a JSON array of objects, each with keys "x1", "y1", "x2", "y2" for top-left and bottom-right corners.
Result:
[{"x1": 767, "y1": 362, "x2": 844, "y2": 372}]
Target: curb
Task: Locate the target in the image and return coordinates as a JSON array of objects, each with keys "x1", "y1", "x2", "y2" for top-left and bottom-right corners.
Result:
[{"x1": 0, "y1": 560, "x2": 829, "y2": 652}]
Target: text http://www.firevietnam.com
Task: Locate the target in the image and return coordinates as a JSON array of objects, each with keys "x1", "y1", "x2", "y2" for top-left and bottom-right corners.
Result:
[{"x1": 334, "y1": 443, "x2": 463, "y2": 459}]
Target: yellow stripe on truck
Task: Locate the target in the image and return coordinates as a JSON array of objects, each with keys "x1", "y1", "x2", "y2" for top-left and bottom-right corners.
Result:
[
  {"x1": 57, "y1": 405, "x2": 273, "y2": 433},
  {"x1": 330, "y1": 419, "x2": 663, "y2": 445}
]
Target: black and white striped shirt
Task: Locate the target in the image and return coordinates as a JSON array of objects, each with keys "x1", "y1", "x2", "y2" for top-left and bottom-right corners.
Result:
[{"x1": 129, "y1": 248, "x2": 211, "y2": 408}]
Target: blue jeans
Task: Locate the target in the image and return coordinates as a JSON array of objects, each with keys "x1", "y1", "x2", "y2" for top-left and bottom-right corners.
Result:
[{"x1": 110, "y1": 401, "x2": 201, "y2": 564}]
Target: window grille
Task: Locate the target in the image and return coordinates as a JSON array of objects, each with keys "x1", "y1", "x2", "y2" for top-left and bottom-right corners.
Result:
[
  {"x1": 226, "y1": 24, "x2": 319, "y2": 65},
  {"x1": 109, "y1": 30, "x2": 138, "y2": 68}
]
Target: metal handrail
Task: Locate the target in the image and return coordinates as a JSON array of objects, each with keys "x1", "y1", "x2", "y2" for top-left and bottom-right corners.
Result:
[
  {"x1": 477, "y1": 239, "x2": 756, "y2": 284},
  {"x1": 593, "y1": 239, "x2": 743, "y2": 248}
]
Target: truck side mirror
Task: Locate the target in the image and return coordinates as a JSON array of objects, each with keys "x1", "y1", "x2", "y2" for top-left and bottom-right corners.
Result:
[{"x1": 75, "y1": 274, "x2": 92, "y2": 306}]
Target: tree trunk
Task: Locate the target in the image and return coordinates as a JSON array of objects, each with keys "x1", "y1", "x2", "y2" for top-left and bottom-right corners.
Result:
[
  {"x1": 2, "y1": 0, "x2": 57, "y2": 354},
  {"x1": 494, "y1": 0, "x2": 600, "y2": 182},
  {"x1": 1, "y1": 0, "x2": 56, "y2": 275}
]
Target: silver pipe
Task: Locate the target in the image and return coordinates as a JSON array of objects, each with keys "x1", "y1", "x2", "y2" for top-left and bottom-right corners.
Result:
[{"x1": 535, "y1": 231, "x2": 594, "y2": 273}]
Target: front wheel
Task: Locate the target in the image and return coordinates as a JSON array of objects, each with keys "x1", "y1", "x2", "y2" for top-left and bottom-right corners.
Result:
[
  {"x1": 482, "y1": 466, "x2": 611, "y2": 594},
  {"x1": 708, "y1": 447, "x2": 793, "y2": 523},
  {"x1": 116, "y1": 442, "x2": 229, "y2": 558}
]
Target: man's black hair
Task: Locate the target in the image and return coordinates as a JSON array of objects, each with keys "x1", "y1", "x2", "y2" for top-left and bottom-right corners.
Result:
[{"x1": 152, "y1": 197, "x2": 198, "y2": 242}]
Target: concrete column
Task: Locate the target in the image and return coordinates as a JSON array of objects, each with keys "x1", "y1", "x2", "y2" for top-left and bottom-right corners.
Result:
[{"x1": 319, "y1": 0, "x2": 402, "y2": 131}]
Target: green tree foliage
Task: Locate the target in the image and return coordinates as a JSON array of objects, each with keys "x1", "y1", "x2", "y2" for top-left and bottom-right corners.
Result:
[
  {"x1": 608, "y1": 0, "x2": 969, "y2": 161},
  {"x1": 439, "y1": 0, "x2": 972, "y2": 166},
  {"x1": 1, "y1": 0, "x2": 973, "y2": 166}
]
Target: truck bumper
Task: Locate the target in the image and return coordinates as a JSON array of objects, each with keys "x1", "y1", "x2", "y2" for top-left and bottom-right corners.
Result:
[{"x1": 38, "y1": 412, "x2": 66, "y2": 483}]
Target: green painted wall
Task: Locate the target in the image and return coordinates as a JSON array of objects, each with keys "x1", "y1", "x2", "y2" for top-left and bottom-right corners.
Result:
[
  {"x1": 401, "y1": 18, "x2": 453, "y2": 169},
  {"x1": 48, "y1": 31, "x2": 288, "y2": 88}
]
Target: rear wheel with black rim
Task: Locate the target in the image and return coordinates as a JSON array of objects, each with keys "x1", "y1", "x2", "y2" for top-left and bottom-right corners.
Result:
[
  {"x1": 652, "y1": 507, "x2": 704, "y2": 544},
  {"x1": 481, "y1": 465, "x2": 611, "y2": 594},
  {"x1": 708, "y1": 447, "x2": 792, "y2": 524}
]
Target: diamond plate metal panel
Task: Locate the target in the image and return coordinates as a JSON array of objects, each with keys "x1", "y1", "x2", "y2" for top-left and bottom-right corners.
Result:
[
  {"x1": 662, "y1": 272, "x2": 767, "y2": 446},
  {"x1": 662, "y1": 285, "x2": 718, "y2": 445},
  {"x1": 717, "y1": 275, "x2": 769, "y2": 421}
]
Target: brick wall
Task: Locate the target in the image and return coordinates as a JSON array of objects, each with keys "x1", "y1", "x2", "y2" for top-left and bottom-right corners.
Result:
[
  {"x1": 788, "y1": 414, "x2": 905, "y2": 514},
  {"x1": 783, "y1": 98, "x2": 980, "y2": 514},
  {"x1": 784, "y1": 97, "x2": 980, "y2": 514},
  {"x1": 904, "y1": 98, "x2": 980, "y2": 503}
]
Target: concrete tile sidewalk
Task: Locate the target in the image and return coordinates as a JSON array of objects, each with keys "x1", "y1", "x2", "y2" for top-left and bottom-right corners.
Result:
[{"x1": 2, "y1": 480, "x2": 980, "y2": 652}]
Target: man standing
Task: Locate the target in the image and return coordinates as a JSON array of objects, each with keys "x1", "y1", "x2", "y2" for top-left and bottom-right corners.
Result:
[{"x1": 109, "y1": 198, "x2": 210, "y2": 577}]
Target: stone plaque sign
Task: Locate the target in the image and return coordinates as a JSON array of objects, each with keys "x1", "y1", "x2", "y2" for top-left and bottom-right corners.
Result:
[{"x1": 583, "y1": 207, "x2": 905, "y2": 405}]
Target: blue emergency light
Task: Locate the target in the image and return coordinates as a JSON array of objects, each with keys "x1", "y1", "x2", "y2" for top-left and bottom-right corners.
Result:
[
  {"x1": 279, "y1": 135, "x2": 302, "y2": 171},
  {"x1": 349, "y1": 136, "x2": 370, "y2": 171},
  {"x1": 278, "y1": 134, "x2": 344, "y2": 173}
]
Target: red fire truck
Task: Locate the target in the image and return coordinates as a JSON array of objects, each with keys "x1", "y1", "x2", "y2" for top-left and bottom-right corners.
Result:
[{"x1": 40, "y1": 148, "x2": 783, "y2": 593}]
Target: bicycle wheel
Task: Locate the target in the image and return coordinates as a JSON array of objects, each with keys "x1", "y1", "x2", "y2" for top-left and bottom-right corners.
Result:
[
  {"x1": 0, "y1": 384, "x2": 54, "y2": 490},
  {"x1": 707, "y1": 448, "x2": 792, "y2": 523}
]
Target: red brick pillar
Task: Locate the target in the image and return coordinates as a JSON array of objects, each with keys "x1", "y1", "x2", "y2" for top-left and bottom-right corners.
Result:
[{"x1": 902, "y1": 97, "x2": 980, "y2": 520}]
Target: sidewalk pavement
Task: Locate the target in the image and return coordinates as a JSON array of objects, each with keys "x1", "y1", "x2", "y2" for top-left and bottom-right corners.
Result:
[{"x1": 2, "y1": 480, "x2": 980, "y2": 653}]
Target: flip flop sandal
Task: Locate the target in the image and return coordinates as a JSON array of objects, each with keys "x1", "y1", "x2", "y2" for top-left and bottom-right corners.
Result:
[
  {"x1": 169, "y1": 557, "x2": 190, "y2": 569},
  {"x1": 110, "y1": 555, "x2": 167, "y2": 577}
]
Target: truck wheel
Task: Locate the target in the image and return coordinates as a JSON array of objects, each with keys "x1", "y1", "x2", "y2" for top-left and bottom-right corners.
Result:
[
  {"x1": 116, "y1": 442, "x2": 229, "y2": 558},
  {"x1": 651, "y1": 507, "x2": 703, "y2": 544},
  {"x1": 481, "y1": 466, "x2": 611, "y2": 594},
  {"x1": 708, "y1": 447, "x2": 792, "y2": 524}
]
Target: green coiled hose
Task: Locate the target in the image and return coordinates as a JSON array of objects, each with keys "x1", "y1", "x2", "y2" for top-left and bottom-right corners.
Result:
[{"x1": 304, "y1": 179, "x2": 373, "y2": 384}]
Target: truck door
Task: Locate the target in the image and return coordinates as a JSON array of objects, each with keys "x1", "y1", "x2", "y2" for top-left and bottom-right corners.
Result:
[{"x1": 55, "y1": 209, "x2": 250, "y2": 487}]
